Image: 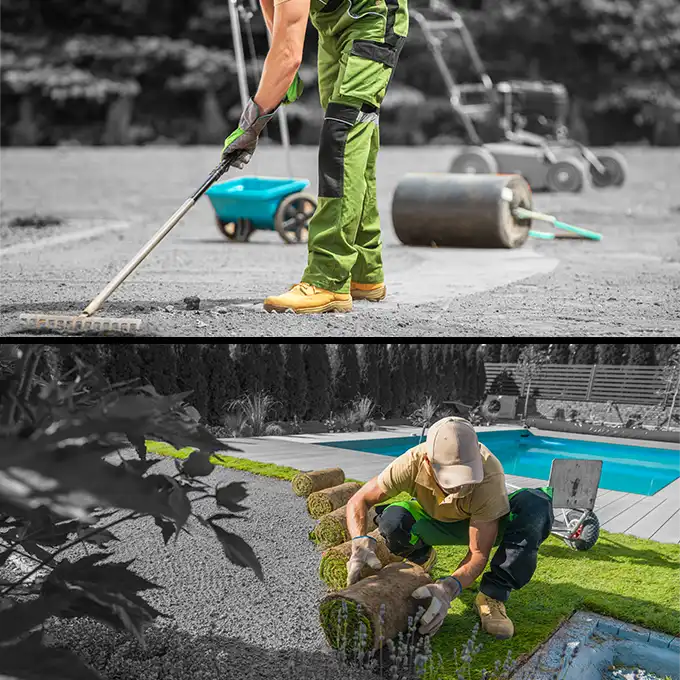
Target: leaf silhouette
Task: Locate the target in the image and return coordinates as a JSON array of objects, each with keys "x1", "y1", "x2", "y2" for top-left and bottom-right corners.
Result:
[
  {"x1": 212, "y1": 524, "x2": 263, "y2": 581},
  {"x1": 215, "y1": 482, "x2": 249, "y2": 512}
]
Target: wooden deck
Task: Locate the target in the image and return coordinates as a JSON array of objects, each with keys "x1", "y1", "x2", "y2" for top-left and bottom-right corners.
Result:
[{"x1": 505, "y1": 473, "x2": 680, "y2": 544}]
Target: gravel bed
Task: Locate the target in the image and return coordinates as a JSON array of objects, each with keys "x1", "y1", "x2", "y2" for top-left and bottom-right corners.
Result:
[{"x1": 41, "y1": 455, "x2": 379, "y2": 680}]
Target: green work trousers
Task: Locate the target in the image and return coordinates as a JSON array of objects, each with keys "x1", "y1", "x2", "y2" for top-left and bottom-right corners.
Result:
[{"x1": 302, "y1": 0, "x2": 409, "y2": 293}]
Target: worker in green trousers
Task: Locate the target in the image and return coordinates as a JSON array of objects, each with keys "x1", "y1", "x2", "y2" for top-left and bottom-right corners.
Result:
[{"x1": 222, "y1": 0, "x2": 409, "y2": 313}]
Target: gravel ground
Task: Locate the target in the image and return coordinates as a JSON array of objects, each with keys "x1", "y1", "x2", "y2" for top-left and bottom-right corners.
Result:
[
  {"x1": 36, "y1": 455, "x2": 378, "y2": 680},
  {"x1": 1, "y1": 145, "x2": 679, "y2": 337}
]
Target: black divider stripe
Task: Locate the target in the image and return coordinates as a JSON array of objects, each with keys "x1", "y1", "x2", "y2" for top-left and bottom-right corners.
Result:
[{"x1": 318, "y1": 103, "x2": 360, "y2": 198}]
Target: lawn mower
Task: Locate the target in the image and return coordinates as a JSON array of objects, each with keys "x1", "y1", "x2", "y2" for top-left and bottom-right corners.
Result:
[
  {"x1": 409, "y1": 0, "x2": 628, "y2": 192},
  {"x1": 206, "y1": 0, "x2": 317, "y2": 243}
]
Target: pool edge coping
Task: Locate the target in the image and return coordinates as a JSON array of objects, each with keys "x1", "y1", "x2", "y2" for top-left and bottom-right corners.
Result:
[{"x1": 510, "y1": 610, "x2": 680, "y2": 680}]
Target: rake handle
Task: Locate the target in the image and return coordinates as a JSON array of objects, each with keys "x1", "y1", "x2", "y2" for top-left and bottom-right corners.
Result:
[{"x1": 81, "y1": 156, "x2": 236, "y2": 318}]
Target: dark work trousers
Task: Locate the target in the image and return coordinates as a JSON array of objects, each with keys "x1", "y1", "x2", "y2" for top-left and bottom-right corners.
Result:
[{"x1": 375, "y1": 488, "x2": 554, "y2": 602}]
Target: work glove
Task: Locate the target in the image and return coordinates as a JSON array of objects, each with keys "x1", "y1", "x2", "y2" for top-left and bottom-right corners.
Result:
[
  {"x1": 221, "y1": 97, "x2": 277, "y2": 169},
  {"x1": 347, "y1": 536, "x2": 383, "y2": 587},
  {"x1": 411, "y1": 576, "x2": 462, "y2": 636},
  {"x1": 282, "y1": 72, "x2": 304, "y2": 105}
]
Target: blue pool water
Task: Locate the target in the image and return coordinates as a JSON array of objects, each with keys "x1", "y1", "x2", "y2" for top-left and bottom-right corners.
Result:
[{"x1": 320, "y1": 430, "x2": 680, "y2": 496}]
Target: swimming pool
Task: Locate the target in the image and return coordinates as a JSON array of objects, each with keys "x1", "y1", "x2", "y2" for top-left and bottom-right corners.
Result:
[{"x1": 320, "y1": 430, "x2": 680, "y2": 496}]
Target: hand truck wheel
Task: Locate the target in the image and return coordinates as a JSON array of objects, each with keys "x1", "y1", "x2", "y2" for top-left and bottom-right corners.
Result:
[{"x1": 563, "y1": 509, "x2": 600, "y2": 551}]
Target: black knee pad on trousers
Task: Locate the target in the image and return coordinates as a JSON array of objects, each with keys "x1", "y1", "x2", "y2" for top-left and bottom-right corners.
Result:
[
  {"x1": 506, "y1": 488, "x2": 554, "y2": 547},
  {"x1": 376, "y1": 504, "x2": 425, "y2": 557}
]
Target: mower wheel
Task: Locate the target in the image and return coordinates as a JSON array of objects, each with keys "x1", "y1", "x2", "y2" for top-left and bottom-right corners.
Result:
[
  {"x1": 564, "y1": 509, "x2": 600, "y2": 551},
  {"x1": 216, "y1": 216, "x2": 254, "y2": 243},
  {"x1": 275, "y1": 192, "x2": 316, "y2": 244},
  {"x1": 590, "y1": 151, "x2": 627, "y2": 188},
  {"x1": 449, "y1": 146, "x2": 499, "y2": 175},
  {"x1": 546, "y1": 158, "x2": 586, "y2": 193}
]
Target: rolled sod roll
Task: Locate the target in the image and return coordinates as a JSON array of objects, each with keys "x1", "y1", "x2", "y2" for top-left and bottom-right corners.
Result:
[
  {"x1": 292, "y1": 468, "x2": 345, "y2": 497},
  {"x1": 307, "y1": 482, "x2": 362, "y2": 519},
  {"x1": 319, "y1": 562, "x2": 432, "y2": 652},
  {"x1": 311, "y1": 505, "x2": 378, "y2": 549},
  {"x1": 319, "y1": 528, "x2": 403, "y2": 590}
]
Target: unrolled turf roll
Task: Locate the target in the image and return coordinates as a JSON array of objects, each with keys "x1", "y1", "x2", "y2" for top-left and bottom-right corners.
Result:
[
  {"x1": 311, "y1": 505, "x2": 378, "y2": 549},
  {"x1": 307, "y1": 482, "x2": 362, "y2": 519},
  {"x1": 319, "y1": 528, "x2": 403, "y2": 590},
  {"x1": 292, "y1": 468, "x2": 345, "y2": 497},
  {"x1": 319, "y1": 562, "x2": 432, "y2": 652}
]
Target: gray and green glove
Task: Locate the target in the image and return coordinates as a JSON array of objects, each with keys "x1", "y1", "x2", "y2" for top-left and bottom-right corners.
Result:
[
  {"x1": 282, "y1": 73, "x2": 304, "y2": 105},
  {"x1": 411, "y1": 576, "x2": 462, "y2": 636},
  {"x1": 346, "y1": 535, "x2": 383, "y2": 587},
  {"x1": 221, "y1": 97, "x2": 277, "y2": 168}
]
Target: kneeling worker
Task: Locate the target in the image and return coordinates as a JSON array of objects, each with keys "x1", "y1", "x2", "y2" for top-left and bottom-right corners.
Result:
[{"x1": 345, "y1": 417, "x2": 554, "y2": 638}]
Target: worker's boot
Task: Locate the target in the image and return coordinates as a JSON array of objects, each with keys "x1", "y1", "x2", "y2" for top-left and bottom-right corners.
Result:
[
  {"x1": 351, "y1": 282, "x2": 386, "y2": 302},
  {"x1": 263, "y1": 283, "x2": 352, "y2": 314},
  {"x1": 475, "y1": 592, "x2": 514, "y2": 639}
]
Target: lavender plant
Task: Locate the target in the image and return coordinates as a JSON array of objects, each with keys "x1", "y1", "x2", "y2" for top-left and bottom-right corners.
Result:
[{"x1": 331, "y1": 602, "x2": 517, "y2": 680}]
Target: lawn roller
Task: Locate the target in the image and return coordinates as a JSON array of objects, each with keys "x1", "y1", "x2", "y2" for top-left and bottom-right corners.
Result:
[
  {"x1": 391, "y1": 172, "x2": 602, "y2": 248},
  {"x1": 207, "y1": 0, "x2": 316, "y2": 244},
  {"x1": 508, "y1": 457, "x2": 603, "y2": 551},
  {"x1": 410, "y1": 0, "x2": 628, "y2": 192}
]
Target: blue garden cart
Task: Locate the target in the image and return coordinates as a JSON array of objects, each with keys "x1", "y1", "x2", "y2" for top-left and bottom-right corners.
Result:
[{"x1": 206, "y1": 176, "x2": 316, "y2": 244}]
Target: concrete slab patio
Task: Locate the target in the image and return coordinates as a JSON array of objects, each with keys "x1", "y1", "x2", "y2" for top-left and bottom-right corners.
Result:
[{"x1": 223, "y1": 425, "x2": 680, "y2": 544}]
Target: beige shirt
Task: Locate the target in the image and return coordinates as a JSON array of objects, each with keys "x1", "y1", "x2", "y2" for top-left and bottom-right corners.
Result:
[{"x1": 376, "y1": 443, "x2": 510, "y2": 523}]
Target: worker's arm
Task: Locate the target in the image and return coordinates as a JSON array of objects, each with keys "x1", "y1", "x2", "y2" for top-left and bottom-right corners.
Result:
[
  {"x1": 346, "y1": 478, "x2": 389, "y2": 538},
  {"x1": 412, "y1": 518, "x2": 498, "y2": 635},
  {"x1": 253, "y1": 0, "x2": 309, "y2": 112},
  {"x1": 221, "y1": 0, "x2": 308, "y2": 165},
  {"x1": 260, "y1": 0, "x2": 274, "y2": 34},
  {"x1": 449, "y1": 518, "x2": 498, "y2": 588},
  {"x1": 345, "y1": 478, "x2": 391, "y2": 586}
]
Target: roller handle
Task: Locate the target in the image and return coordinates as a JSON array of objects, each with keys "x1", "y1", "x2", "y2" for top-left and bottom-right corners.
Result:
[
  {"x1": 81, "y1": 154, "x2": 238, "y2": 318},
  {"x1": 514, "y1": 207, "x2": 602, "y2": 241}
]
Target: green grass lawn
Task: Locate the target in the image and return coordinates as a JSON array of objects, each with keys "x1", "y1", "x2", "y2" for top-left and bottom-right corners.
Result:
[{"x1": 146, "y1": 441, "x2": 680, "y2": 678}]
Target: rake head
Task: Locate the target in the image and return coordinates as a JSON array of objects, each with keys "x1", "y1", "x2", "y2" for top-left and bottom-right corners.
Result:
[{"x1": 19, "y1": 313, "x2": 143, "y2": 333}]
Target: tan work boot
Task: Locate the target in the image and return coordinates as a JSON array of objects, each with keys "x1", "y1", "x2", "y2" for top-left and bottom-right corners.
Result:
[
  {"x1": 350, "y1": 282, "x2": 386, "y2": 301},
  {"x1": 263, "y1": 283, "x2": 352, "y2": 314},
  {"x1": 475, "y1": 592, "x2": 514, "y2": 639}
]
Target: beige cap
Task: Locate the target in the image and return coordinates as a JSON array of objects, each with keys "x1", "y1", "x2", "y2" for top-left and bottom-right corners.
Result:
[{"x1": 426, "y1": 417, "x2": 484, "y2": 490}]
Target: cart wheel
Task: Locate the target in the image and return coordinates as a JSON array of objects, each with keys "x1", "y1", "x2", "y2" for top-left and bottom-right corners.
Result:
[
  {"x1": 216, "y1": 216, "x2": 254, "y2": 243},
  {"x1": 274, "y1": 192, "x2": 316, "y2": 244},
  {"x1": 564, "y1": 510, "x2": 600, "y2": 551},
  {"x1": 546, "y1": 158, "x2": 586, "y2": 193},
  {"x1": 449, "y1": 146, "x2": 499, "y2": 175},
  {"x1": 590, "y1": 151, "x2": 628, "y2": 188}
]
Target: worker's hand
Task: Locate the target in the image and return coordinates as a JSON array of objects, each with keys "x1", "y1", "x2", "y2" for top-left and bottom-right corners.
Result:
[
  {"x1": 411, "y1": 576, "x2": 462, "y2": 636},
  {"x1": 221, "y1": 98, "x2": 277, "y2": 169},
  {"x1": 347, "y1": 536, "x2": 383, "y2": 587},
  {"x1": 282, "y1": 72, "x2": 304, "y2": 105}
]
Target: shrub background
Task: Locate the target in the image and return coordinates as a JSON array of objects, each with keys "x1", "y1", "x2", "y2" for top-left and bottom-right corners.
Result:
[
  {"x1": 49, "y1": 343, "x2": 676, "y2": 427},
  {"x1": 2, "y1": 0, "x2": 679, "y2": 147}
]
